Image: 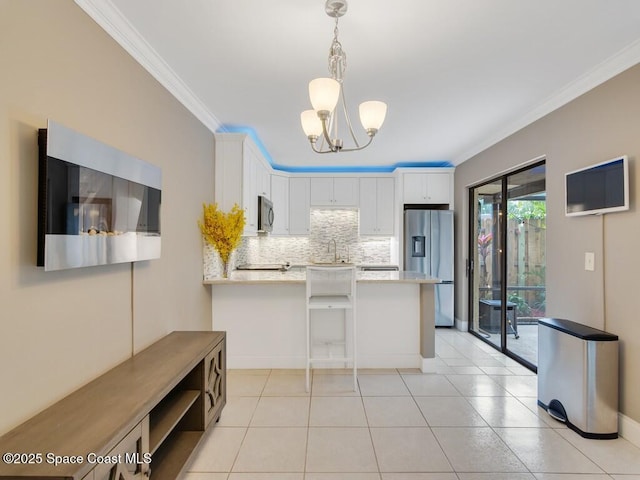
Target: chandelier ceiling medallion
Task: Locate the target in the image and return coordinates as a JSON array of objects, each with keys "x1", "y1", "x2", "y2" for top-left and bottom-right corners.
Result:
[{"x1": 301, "y1": 0, "x2": 387, "y2": 154}]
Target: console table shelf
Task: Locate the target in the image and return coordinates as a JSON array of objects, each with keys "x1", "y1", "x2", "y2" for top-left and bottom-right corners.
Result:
[
  {"x1": 151, "y1": 430, "x2": 203, "y2": 480},
  {"x1": 0, "y1": 331, "x2": 226, "y2": 479},
  {"x1": 149, "y1": 389, "x2": 201, "y2": 454}
]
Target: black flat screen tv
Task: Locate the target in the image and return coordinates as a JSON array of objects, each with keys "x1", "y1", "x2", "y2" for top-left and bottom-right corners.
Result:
[
  {"x1": 37, "y1": 120, "x2": 162, "y2": 271},
  {"x1": 565, "y1": 155, "x2": 629, "y2": 217}
]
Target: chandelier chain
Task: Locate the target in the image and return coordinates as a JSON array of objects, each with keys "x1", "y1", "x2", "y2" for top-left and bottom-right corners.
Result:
[{"x1": 329, "y1": 15, "x2": 346, "y2": 83}]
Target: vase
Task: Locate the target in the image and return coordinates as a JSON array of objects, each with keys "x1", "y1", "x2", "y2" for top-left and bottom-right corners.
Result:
[{"x1": 221, "y1": 259, "x2": 231, "y2": 279}]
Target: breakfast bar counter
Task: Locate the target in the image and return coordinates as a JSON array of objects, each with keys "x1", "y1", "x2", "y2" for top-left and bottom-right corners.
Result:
[
  {"x1": 203, "y1": 269, "x2": 439, "y2": 285},
  {"x1": 204, "y1": 269, "x2": 439, "y2": 372}
]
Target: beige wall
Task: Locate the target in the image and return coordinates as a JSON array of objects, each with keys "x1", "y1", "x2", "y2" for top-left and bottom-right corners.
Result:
[
  {"x1": 0, "y1": 1, "x2": 215, "y2": 435},
  {"x1": 454, "y1": 64, "x2": 640, "y2": 423}
]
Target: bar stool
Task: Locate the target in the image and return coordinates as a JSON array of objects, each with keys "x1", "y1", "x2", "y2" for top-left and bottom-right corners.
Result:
[{"x1": 305, "y1": 266, "x2": 357, "y2": 392}]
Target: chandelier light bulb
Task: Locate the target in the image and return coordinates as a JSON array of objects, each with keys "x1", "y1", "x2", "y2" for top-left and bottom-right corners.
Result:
[
  {"x1": 309, "y1": 78, "x2": 340, "y2": 115},
  {"x1": 300, "y1": 109, "x2": 323, "y2": 139},
  {"x1": 359, "y1": 101, "x2": 387, "y2": 134}
]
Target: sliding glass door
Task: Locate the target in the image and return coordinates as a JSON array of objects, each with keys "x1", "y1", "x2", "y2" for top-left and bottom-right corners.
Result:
[
  {"x1": 469, "y1": 179, "x2": 504, "y2": 351},
  {"x1": 469, "y1": 161, "x2": 546, "y2": 369}
]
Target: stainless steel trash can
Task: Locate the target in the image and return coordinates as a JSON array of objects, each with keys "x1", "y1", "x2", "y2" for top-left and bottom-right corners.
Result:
[{"x1": 538, "y1": 318, "x2": 618, "y2": 439}]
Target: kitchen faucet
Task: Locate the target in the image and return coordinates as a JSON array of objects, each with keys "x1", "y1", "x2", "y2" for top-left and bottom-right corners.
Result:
[{"x1": 328, "y1": 238, "x2": 338, "y2": 262}]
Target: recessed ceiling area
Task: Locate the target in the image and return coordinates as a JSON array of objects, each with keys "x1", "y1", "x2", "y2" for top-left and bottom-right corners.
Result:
[{"x1": 76, "y1": 0, "x2": 640, "y2": 169}]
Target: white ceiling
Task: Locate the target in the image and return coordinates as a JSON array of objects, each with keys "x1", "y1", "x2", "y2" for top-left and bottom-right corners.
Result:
[{"x1": 77, "y1": 0, "x2": 640, "y2": 170}]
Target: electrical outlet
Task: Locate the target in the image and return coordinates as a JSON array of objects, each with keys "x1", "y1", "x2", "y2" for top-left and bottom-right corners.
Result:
[{"x1": 585, "y1": 252, "x2": 595, "y2": 271}]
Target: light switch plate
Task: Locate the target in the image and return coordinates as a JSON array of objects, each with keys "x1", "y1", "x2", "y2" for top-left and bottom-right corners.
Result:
[{"x1": 585, "y1": 252, "x2": 595, "y2": 271}]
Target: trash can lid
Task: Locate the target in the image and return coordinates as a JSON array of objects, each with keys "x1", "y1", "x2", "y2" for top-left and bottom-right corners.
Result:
[{"x1": 538, "y1": 318, "x2": 618, "y2": 341}]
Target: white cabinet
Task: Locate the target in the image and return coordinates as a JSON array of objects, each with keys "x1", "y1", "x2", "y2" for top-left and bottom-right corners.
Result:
[
  {"x1": 242, "y1": 152, "x2": 257, "y2": 234},
  {"x1": 359, "y1": 177, "x2": 395, "y2": 235},
  {"x1": 270, "y1": 174, "x2": 289, "y2": 235},
  {"x1": 310, "y1": 177, "x2": 332, "y2": 205},
  {"x1": 214, "y1": 133, "x2": 272, "y2": 236},
  {"x1": 289, "y1": 177, "x2": 310, "y2": 234},
  {"x1": 256, "y1": 161, "x2": 271, "y2": 198},
  {"x1": 403, "y1": 172, "x2": 452, "y2": 205},
  {"x1": 310, "y1": 177, "x2": 358, "y2": 206}
]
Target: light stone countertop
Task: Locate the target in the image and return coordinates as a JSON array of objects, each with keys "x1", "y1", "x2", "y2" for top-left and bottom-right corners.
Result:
[{"x1": 203, "y1": 269, "x2": 440, "y2": 285}]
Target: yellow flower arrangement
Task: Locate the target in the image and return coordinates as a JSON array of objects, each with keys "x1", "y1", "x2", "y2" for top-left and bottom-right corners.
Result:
[{"x1": 198, "y1": 203, "x2": 245, "y2": 276}]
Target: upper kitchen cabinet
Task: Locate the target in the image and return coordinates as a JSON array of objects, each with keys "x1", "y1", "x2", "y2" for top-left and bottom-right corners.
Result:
[
  {"x1": 214, "y1": 133, "x2": 272, "y2": 236},
  {"x1": 310, "y1": 177, "x2": 359, "y2": 206},
  {"x1": 256, "y1": 161, "x2": 271, "y2": 198},
  {"x1": 270, "y1": 174, "x2": 289, "y2": 235},
  {"x1": 289, "y1": 177, "x2": 311, "y2": 234},
  {"x1": 402, "y1": 171, "x2": 454, "y2": 206},
  {"x1": 359, "y1": 177, "x2": 395, "y2": 235}
]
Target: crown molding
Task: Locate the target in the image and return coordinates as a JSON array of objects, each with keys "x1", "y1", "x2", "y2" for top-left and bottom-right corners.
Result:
[
  {"x1": 75, "y1": 1, "x2": 640, "y2": 169},
  {"x1": 216, "y1": 125, "x2": 453, "y2": 173},
  {"x1": 453, "y1": 39, "x2": 640, "y2": 165},
  {"x1": 74, "y1": 0, "x2": 222, "y2": 133}
]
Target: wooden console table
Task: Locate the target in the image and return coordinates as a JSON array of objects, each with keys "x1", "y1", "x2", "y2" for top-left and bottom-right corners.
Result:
[{"x1": 0, "y1": 331, "x2": 226, "y2": 479}]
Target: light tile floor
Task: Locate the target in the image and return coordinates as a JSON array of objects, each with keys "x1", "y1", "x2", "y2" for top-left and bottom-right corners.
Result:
[{"x1": 184, "y1": 329, "x2": 640, "y2": 480}]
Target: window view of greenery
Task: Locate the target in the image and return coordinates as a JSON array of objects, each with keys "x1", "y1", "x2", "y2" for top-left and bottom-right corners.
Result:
[
  {"x1": 477, "y1": 199, "x2": 546, "y2": 317},
  {"x1": 506, "y1": 200, "x2": 546, "y2": 320}
]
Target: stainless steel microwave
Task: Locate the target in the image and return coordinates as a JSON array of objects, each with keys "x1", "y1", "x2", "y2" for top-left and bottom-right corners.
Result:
[{"x1": 257, "y1": 195, "x2": 274, "y2": 233}]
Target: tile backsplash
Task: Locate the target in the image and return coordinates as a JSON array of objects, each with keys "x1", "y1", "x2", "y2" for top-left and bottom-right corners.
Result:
[{"x1": 203, "y1": 208, "x2": 396, "y2": 279}]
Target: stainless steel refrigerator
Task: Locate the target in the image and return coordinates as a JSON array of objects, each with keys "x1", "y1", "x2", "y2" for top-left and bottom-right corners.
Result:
[{"x1": 404, "y1": 209, "x2": 454, "y2": 326}]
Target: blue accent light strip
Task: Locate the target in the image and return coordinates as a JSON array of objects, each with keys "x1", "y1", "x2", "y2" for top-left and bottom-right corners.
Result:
[{"x1": 216, "y1": 124, "x2": 453, "y2": 173}]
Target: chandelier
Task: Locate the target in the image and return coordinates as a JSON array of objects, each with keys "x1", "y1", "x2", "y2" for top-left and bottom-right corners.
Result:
[{"x1": 300, "y1": 0, "x2": 387, "y2": 153}]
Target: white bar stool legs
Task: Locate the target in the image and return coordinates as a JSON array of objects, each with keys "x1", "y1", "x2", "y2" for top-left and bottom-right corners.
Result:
[{"x1": 305, "y1": 266, "x2": 357, "y2": 392}]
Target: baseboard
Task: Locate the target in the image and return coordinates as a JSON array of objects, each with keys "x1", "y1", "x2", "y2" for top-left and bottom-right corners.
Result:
[
  {"x1": 455, "y1": 316, "x2": 468, "y2": 331},
  {"x1": 619, "y1": 413, "x2": 640, "y2": 448}
]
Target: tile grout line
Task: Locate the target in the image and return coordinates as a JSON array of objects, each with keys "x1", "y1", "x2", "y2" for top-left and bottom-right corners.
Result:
[
  {"x1": 400, "y1": 360, "x2": 460, "y2": 477},
  {"x1": 358, "y1": 374, "x2": 384, "y2": 478},
  {"x1": 434, "y1": 331, "x2": 536, "y2": 477},
  {"x1": 303, "y1": 369, "x2": 313, "y2": 479},
  {"x1": 227, "y1": 368, "x2": 273, "y2": 476}
]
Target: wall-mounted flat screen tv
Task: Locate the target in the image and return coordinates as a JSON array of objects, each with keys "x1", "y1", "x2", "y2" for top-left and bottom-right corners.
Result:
[
  {"x1": 565, "y1": 155, "x2": 629, "y2": 217},
  {"x1": 38, "y1": 120, "x2": 162, "y2": 271}
]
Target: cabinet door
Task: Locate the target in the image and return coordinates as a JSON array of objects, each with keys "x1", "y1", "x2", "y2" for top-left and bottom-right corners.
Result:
[
  {"x1": 309, "y1": 177, "x2": 333, "y2": 205},
  {"x1": 204, "y1": 338, "x2": 226, "y2": 428},
  {"x1": 242, "y1": 152, "x2": 258, "y2": 235},
  {"x1": 256, "y1": 161, "x2": 271, "y2": 198},
  {"x1": 376, "y1": 177, "x2": 395, "y2": 234},
  {"x1": 359, "y1": 178, "x2": 394, "y2": 235},
  {"x1": 358, "y1": 178, "x2": 378, "y2": 235},
  {"x1": 289, "y1": 177, "x2": 310, "y2": 234},
  {"x1": 425, "y1": 173, "x2": 451, "y2": 203},
  {"x1": 333, "y1": 177, "x2": 358, "y2": 206},
  {"x1": 403, "y1": 173, "x2": 427, "y2": 203},
  {"x1": 270, "y1": 175, "x2": 289, "y2": 235},
  {"x1": 93, "y1": 417, "x2": 150, "y2": 480},
  {"x1": 403, "y1": 172, "x2": 451, "y2": 205},
  {"x1": 214, "y1": 134, "x2": 244, "y2": 212}
]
